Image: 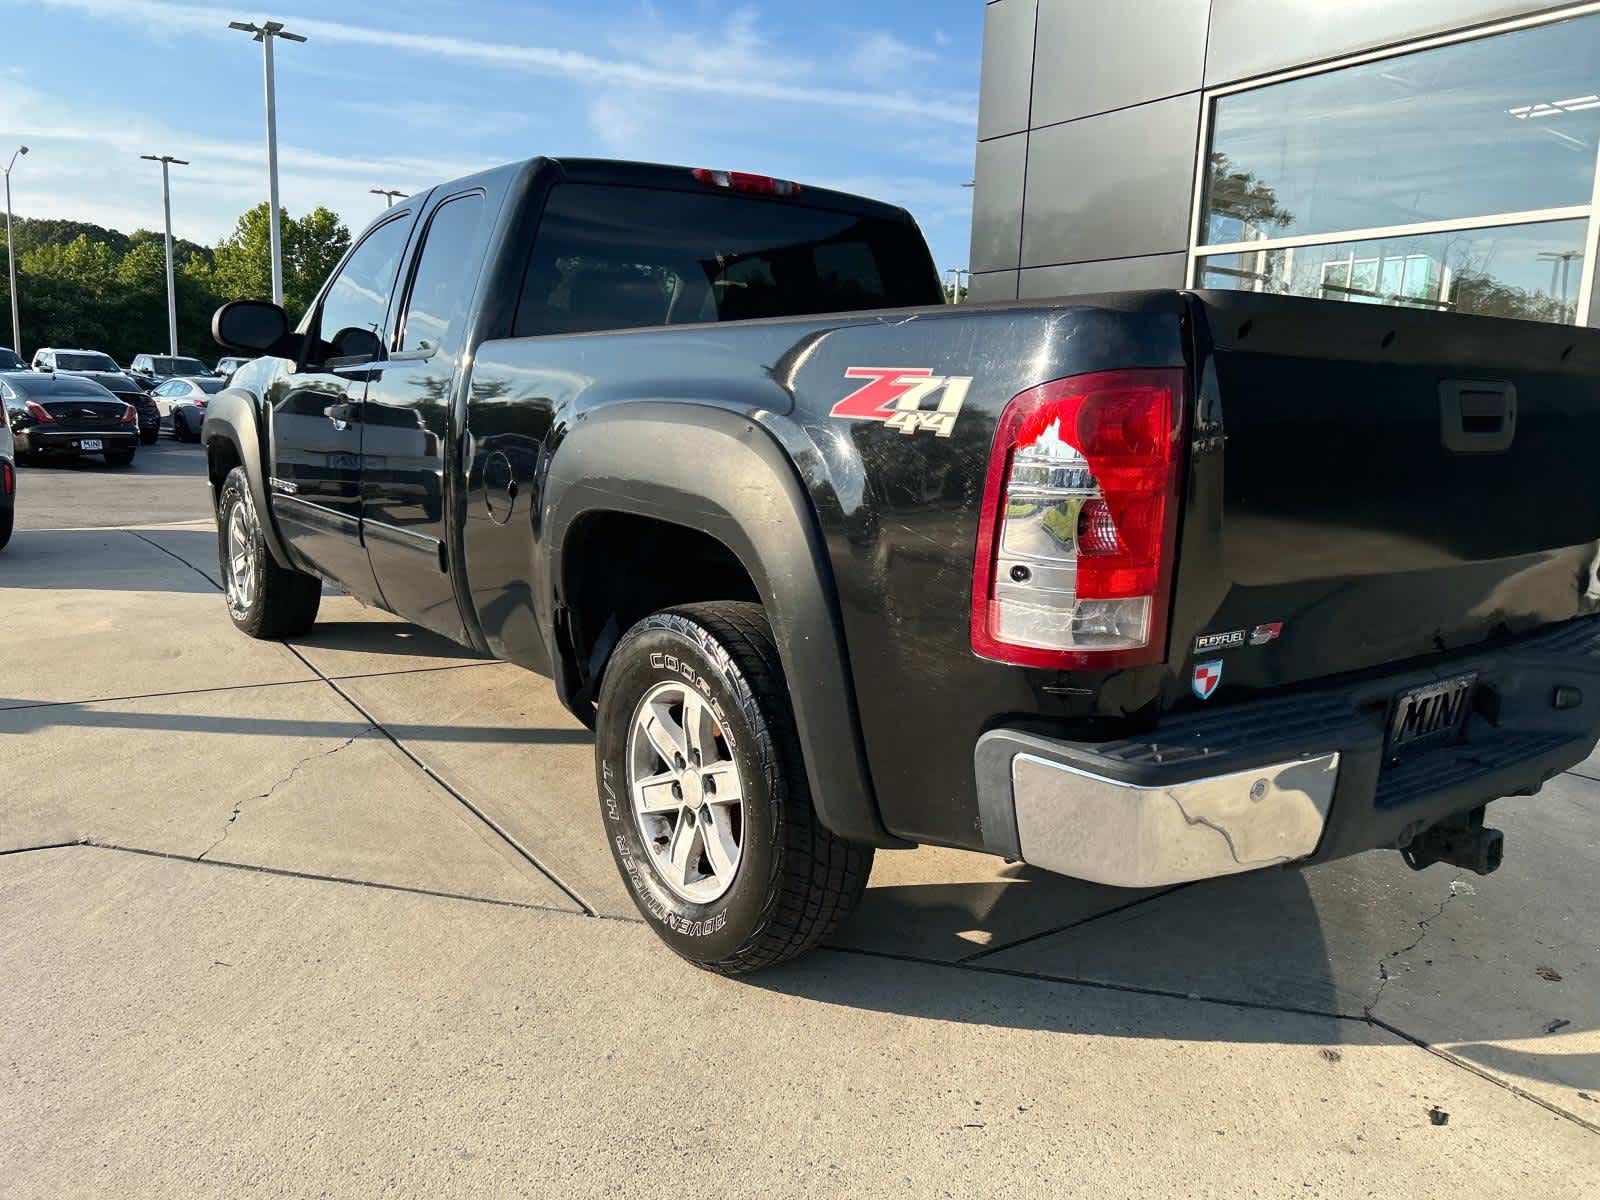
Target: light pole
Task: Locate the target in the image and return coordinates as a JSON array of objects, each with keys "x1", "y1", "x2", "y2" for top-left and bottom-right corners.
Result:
[
  {"x1": 369, "y1": 188, "x2": 406, "y2": 208},
  {"x1": 4, "y1": 145, "x2": 28, "y2": 354},
  {"x1": 228, "y1": 19, "x2": 306, "y2": 307},
  {"x1": 141, "y1": 154, "x2": 189, "y2": 356}
]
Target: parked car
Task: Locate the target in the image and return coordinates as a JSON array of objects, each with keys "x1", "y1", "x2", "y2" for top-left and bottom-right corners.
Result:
[
  {"x1": 215, "y1": 355, "x2": 252, "y2": 380},
  {"x1": 204, "y1": 156, "x2": 1600, "y2": 975},
  {"x1": 4, "y1": 371, "x2": 138, "y2": 465},
  {"x1": 151, "y1": 375, "x2": 226, "y2": 441},
  {"x1": 31, "y1": 347, "x2": 159, "y2": 445},
  {"x1": 0, "y1": 347, "x2": 27, "y2": 372},
  {"x1": 127, "y1": 353, "x2": 218, "y2": 391},
  {"x1": 0, "y1": 393, "x2": 13, "y2": 550}
]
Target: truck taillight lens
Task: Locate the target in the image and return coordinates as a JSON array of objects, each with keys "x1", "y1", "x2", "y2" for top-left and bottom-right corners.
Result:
[
  {"x1": 2, "y1": 461, "x2": 12, "y2": 496},
  {"x1": 971, "y1": 368, "x2": 1185, "y2": 669}
]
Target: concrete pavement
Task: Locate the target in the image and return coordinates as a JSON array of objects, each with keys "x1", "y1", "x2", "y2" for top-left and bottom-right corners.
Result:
[{"x1": 3, "y1": 443, "x2": 1598, "y2": 1196}]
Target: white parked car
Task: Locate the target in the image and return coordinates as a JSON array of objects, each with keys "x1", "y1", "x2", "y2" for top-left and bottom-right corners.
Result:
[{"x1": 151, "y1": 375, "x2": 227, "y2": 442}]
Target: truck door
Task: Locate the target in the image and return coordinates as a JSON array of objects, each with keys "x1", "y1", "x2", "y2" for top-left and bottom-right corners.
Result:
[
  {"x1": 266, "y1": 211, "x2": 412, "y2": 602},
  {"x1": 358, "y1": 190, "x2": 491, "y2": 641}
]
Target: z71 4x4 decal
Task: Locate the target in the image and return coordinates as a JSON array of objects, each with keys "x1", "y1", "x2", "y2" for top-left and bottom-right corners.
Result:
[{"x1": 831, "y1": 367, "x2": 972, "y2": 437}]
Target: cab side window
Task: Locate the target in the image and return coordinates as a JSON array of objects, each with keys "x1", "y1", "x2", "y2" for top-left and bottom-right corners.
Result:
[
  {"x1": 398, "y1": 194, "x2": 487, "y2": 357},
  {"x1": 311, "y1": 215, "x2": 411, "y2": 363}
]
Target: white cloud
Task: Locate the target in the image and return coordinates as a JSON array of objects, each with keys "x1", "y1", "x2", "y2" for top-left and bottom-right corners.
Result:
[
  {"x1": 35, "y1": 0, "x2": 977, "y2": 127},
  {"x1": 0, "y1": 78, "x2": 489, "y2": 241}
]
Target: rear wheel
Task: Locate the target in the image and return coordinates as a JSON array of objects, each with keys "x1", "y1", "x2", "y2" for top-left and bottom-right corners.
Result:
[
  {"x1": 140, "y1": 426, "x2": 159, "y2": 446},
  {"x1": 0, "y1": 505, "x2": 12, "y2": 551},
  {"x1": 217, "y1": 466, "x2": 321, "y2": 638},
  {"x1": 595, "y1": 601, "x2": 873, "y2": 974},
  {"x1": 104, "y1": 449, "x2": 135, "y2": 467}
]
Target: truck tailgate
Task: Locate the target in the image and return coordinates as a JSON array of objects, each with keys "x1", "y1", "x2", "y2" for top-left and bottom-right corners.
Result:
[{"x1": 1173, "y1": 291, "x2": 1600, "y2": 702}]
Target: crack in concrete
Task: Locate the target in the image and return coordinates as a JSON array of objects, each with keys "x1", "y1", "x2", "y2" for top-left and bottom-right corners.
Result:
[
  {"x1": 196, "y1": 726, "x2": 374, "y2": 861},
  {"x1": 1365, "y1": 876, "x2": 1467, "y2": 1017}
]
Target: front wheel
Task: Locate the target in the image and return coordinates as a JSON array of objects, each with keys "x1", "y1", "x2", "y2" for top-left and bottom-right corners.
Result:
[
  {"x1": 172, "y1": 412, "x2": 188, "y2": 442},
  {"x1": 595, "y1": 601, "x2": 873, "y2": 975},
  {"x1": 217, "y1": 466, "x2": 322, "y2": 638}
]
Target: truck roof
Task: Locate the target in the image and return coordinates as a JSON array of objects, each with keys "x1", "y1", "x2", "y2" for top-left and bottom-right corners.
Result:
[{"x1": 425, "y1": 156, "x2": 918, "y2": 227}]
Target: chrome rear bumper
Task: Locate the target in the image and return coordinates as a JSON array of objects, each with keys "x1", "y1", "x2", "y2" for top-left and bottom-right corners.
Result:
[{"x1": 1005, "y1": 749, "x2": 1339, "y2": 888}]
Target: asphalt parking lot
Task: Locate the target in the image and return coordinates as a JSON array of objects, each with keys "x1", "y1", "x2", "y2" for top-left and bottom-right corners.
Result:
[{"x1": 3, "y1": 441, "x2": 1599, "y2": 1197}]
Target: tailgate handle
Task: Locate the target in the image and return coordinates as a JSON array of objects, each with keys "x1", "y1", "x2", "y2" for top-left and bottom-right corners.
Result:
[{"x1": 1440, "y1": 380, "x2": 1516, "y2": 453}]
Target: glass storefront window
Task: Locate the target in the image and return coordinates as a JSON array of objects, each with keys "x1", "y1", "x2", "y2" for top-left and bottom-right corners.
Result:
[
  {"x1": 1196, "y1": 219, "x2": 1585, "y2": 323},
  {"x1": 1201, "y1": 13, "x2": 1600, "y2": 247}
]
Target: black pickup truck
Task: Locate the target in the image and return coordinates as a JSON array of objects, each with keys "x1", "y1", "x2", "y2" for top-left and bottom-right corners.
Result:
[{"x1": 204, "y1": 156, "x2": 1600, "y2": 974}]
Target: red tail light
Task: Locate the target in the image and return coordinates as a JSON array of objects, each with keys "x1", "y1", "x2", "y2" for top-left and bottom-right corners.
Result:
[
  {"x1": 24, "y1": 400, "x2": 54, "y2": 424},
  {"x1": 120, "y1": 403, "x2": 137, "y2": 425},
  {"x1": 692, "y1": 167, "x2": 801, "y2": 197},
  {"x1": 971, "y1": 368, "x2": 1185, "y2": 669},
  {"x1": 2, "y1": 461, "x2": 12, "y2": 496}
]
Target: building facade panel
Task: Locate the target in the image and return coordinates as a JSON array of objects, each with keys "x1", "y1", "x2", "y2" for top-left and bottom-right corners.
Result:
[
  {"x1": 1018, "y1": 253, "x2": 1187, "y2": 299},
  {"x1": 1030, "y1": 0, "x2": 1208, "y2": 128},
  {"x1": 968, "y1": 269, "x2": 1021, "y2": 303},
  {"x1": 1020, "y1": 93, "x2": 1200, "y2": 267},
  {"x1": 970, "y1": 132, "x2": 1029, "y2": 273},
  {"x1": 1205, "y1": 0, "x2": 1566, "y2": 85},
  {"x1": 978, "y1": 0, "x2": 1039, "y2": 141}
]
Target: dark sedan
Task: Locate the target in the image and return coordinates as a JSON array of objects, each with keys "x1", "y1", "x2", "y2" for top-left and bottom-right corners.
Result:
[
  {"x1": 2, "y1": 372, "x2": 139, "y2": 466},
  {"x1": 30, "y1": 347, "x2": 160, "y2": 445}
]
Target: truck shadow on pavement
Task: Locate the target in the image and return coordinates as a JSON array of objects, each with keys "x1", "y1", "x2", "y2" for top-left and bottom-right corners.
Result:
[{"x1": 793, "y1": 855, "x2": 1598, "y2": 1102}]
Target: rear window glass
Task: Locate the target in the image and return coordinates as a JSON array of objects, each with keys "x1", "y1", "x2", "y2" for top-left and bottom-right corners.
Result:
[
  {"x1": 55, "y1": 352, "x2": 119, "y2": 371},
  {"x1": 514, "y1": 183, "x2": 939, "y2": 337}
]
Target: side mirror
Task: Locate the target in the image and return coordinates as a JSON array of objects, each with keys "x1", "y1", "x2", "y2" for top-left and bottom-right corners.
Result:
[
  {"x1": 212, "y1": 299, "x2": 291, "y2": 354},
  {"x1": 328, "y1": 326, "x2": 383, "y2": 364}
]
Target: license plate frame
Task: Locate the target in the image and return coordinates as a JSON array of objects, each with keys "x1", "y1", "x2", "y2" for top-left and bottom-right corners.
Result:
[
  {"x1": 79, "y1": 438, "x2": 103, "y2": 451},
  {"x1": 1387, "y1": 672, "x2": 1477, "y2": 756}
]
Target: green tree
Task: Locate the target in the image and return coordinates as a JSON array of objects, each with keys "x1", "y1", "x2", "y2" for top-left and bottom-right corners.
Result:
[
  {"x1": 22, "y1": 235, "x2": 121, "y2": 295},
  {"x1": 209, "y1": 202, "x2": 350, "y2": 320},
  {"x1": 0, "y1": 201, "x2": 344, "y2": 361}
]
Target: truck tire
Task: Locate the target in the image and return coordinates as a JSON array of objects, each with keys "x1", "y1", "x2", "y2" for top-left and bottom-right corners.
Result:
[
  {"x1": 217, "y1": 466, "x2": 322, "y2": 638},
  {"x1": 595, "y1": 601, "x2": 873, "y2": 974}
]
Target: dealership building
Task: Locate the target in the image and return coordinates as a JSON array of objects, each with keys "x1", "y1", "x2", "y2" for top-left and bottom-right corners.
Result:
[{"x1": 971, "y1": 1, "x2": 1600, "y2": 326}]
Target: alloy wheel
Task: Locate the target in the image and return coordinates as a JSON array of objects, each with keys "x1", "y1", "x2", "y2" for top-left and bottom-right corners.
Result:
[{"x1": 627, "y1": 680, "x2": 746, "y2": 904}]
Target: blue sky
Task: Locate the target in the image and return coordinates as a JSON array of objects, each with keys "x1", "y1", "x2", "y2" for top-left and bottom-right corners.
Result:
[{"x1": 1, "y1": 0, "x2": 980, "y2": 275}]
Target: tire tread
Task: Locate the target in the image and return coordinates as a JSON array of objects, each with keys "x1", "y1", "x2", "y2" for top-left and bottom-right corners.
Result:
[{"x1": 661, "y1": 600, "x2": 873, "y2": 975}]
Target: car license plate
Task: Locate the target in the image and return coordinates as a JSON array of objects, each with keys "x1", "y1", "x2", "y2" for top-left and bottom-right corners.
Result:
[
  {"x1": 1388, "y1": 673, "x2": 1476, "y2": 754},
  {"x1": 79, "y1": 438, "x2": 102, "y2": 451}
]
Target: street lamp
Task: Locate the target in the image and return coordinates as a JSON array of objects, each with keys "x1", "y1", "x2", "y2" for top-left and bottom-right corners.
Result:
[
  {"x1": 369, "y1": 188, "x2": 406, "y2": 208},
  {"x1": 4, "y1": 145, "x2": 28, "y2": 355},
  {"x1": 141, "y1": 154, "x2": 189, "y2": 356},
  {"x1": 228, "y1": 19, "x2": 306, "y2": 307}
]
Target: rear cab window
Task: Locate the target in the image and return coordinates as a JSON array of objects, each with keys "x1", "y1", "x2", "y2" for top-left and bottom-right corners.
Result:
[{"x1": 513, "y1": 183, "x2": 940, "y2": 337}]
